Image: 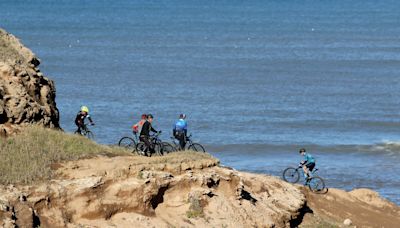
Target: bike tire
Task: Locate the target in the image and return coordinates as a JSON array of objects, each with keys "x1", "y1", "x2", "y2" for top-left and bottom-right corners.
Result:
[
  {"x1": 161, "y1": 142, "x2": 176, "y2": 154},
  {"x1": 154, "y1": 143, "x2": 163, "y2": 156},
  {"x1": 85, "y1": 131, "x2": 94, "y2": 140},
  {"x1": 118, "y1": 137, "x2": 137, "y2": 151},
  {"x1": 282, "y1": 167, "x2": 300, "y2": 183},
  {"x1": 136, "y1": 142, "x2": 149, "y2": 156},
  {"x1": 308, "y1": 176, "x2": 325, "y2": 192},
  {"x1": 188, "y1": 143, "x2": 206, "y2": 152}
]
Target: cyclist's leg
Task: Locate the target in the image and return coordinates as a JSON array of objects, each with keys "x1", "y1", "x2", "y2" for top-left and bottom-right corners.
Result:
[
  {"x1": 182, "y1": 134, "x2": 187, "y2": 149},
  {"x1": 143, "y1": 137, "x2": 153, "y2": 155},
  {"x1": 302, "y1": 165, "x2": 310, "y2": 178},
  {"x1": 178, "y1": 133, "x2": 185, "y2": 150},
  {"x1": 76, "y1": 124, "x2": 83, "y2": 134},
  {"x1": 306, "y1": 163, "x2": 315, "y2": 177},
  {"x1": 139, "y1": 136, "x2": 149, "y2": 155},
  {"x1": 174, "y1": 134, "x2": 182, "y2": 150}
]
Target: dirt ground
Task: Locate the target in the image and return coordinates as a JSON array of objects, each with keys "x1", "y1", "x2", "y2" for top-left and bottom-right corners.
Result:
[{"x1": 300, "y1": 187, "x2": 400, "y2": 228}]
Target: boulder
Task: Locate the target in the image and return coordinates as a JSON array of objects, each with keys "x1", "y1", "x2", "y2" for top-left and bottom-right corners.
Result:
[{"x1": 0, "y1": 28, "x2": 59, "y2": 135}]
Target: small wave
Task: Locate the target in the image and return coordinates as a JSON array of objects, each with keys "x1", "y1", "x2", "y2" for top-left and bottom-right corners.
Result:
[
  {"x1": 206, "y1": 142, "x2": 400, "y2": 155},
  {"x1": 372, "y1": 141, "x2": 400, "y2": 153}
]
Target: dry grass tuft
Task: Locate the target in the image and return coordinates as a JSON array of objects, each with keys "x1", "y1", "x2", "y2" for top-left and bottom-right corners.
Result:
[{"x1": 0, "y1": 126, "x2": 131, "y2": 184}]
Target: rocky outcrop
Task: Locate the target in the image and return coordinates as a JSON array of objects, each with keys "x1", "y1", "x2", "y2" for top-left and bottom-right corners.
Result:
[
  {"x1": 1, "y1": 154, "x2": 399, "y2": 227},
  {"x1": 0, "y1": 28, "x2": 59, "y2": 136},
  {"x1": 0, "y1": 155, "x2": 305, "y2": 227}
]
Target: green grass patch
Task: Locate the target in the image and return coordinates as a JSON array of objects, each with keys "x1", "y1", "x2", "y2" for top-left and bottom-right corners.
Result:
[{"x1": 0, "y1": 126, "x2": 131, "y2": 184}]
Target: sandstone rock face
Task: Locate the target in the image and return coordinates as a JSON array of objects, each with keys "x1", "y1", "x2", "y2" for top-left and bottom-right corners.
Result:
[
  {"x1": 0, "y1": 29, "x2": 59, "y2": 135},
  {"x1": 1, "y1": 154, "x2": 400, "y2": 227},
  {"x1": 0, "y1": 156, "x2": 305, "y2": 227}
]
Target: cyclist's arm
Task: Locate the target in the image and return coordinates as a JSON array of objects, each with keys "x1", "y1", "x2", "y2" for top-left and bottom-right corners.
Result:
[
  {"x1": 183, "y1": 121, "x2": 188, "y2": 135},
  {"x1": 87, "y1": 115, "x2": 94, "y2": 124},
  {"x1": 150, "y1": 125, "x2": 157, "y2": 133}
]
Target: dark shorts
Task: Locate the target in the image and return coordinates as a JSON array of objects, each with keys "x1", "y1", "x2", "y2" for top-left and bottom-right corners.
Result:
[{"x1": 306, "y1": 163, "x2": 315, "y2": 171}]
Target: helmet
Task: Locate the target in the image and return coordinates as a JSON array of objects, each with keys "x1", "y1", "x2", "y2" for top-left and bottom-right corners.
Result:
[
  {"x1": 81, "y1": 106, "x2": 89, "y2": 113},
  {"x1": 299, "y1": 148, "x2": 306, "y2": 153},
  {"x1": 147, "y1": 114, "x2": 154, "y2": 119},
  {"x1": 179, "y1": 113, "x2": 186, "y2": 119}
]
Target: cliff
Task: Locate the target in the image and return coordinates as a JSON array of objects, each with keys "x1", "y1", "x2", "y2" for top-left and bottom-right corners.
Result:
[
  {"x1": 0, "y1": 28, "x2": 60, "y2": 136},
  {"x1": 0, "y1": 150, "x2": 399, "y2": 227},
  {"x1": 0, "y1": 153, "x2": 305, "y2": 227}
]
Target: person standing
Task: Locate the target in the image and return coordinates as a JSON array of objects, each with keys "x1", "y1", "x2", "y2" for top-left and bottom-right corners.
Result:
[
  {"x1": 139, "y1": 114, "x2": 159, "y2": 156},
  {"x1": 173, "y1": 114, "x2": 188, "y2": 150},
  {"x1": 132, "y1": 114, "x2": 147, "y2": 136}
]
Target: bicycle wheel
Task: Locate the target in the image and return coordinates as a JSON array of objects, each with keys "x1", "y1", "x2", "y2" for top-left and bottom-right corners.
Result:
[
  {"x1": 308, "y1": 176, "x2": 325, "y2": 192},
  {"x1": 188, "y1": 143, "x2": 206, "y2": 152},
  {"x1": 161, "y1": 142, "x2": 176, "y2": 154},
  {"x1": 282, "y1": 167, "x2": 300, "y2": 183},
  {"x1": 118, "y1": 137, "x2": 136, "y2": 151},
  {"x1": 154, "y1": 143, "x2": 163, "y2": 156},
  {"x1": 136, "y1": 142, "x2": 149, "y2": 156},
  {"x1": 85, "y1": 131, "x2": 94, "y2": 140}
]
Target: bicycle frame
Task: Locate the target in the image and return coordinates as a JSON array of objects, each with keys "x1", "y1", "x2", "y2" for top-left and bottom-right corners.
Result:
[
  {"x1": 297, "y1": 166, "x2": 319, "y2": 177},
  {"x1": 170, "y1": 134, "x2": 194, "y2": 150},
  {"x1": 81, "y1": 124, "x2": 90, "y2": 135}
]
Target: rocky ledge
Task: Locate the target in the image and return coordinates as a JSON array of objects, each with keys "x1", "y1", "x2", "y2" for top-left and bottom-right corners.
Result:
[
  {"x1": 0, "y1": 154, "x2": 399, "y2": 228},
  {"x1": 0, "y1": 28, "x2": 59, "y2": 136}
]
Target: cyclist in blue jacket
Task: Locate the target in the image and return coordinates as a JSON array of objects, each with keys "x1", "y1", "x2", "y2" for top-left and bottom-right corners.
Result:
[
  {"x1": 299, "y1": 148, "x2": 316, "y2": 179},
  {"x1": 173, "y1": 114, "x2": 188, "y2": 150}
]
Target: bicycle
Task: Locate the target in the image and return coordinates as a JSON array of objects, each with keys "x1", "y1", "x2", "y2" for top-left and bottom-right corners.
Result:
[
  {"x1": 136, "y1": 132, "x2": 175, "y2": 156},
  {"x1": 74, "y1": 124, "x2": 94, "y2": 140},
  {"x1": 169, "y1": 133, "x2": 206, "y2": 153},
  {"x1": 282, "y1": 165, "x2": 326, "y2": 192},
  {"x1": 118, "y1": 132, "x2": 138, "y2": 153}
]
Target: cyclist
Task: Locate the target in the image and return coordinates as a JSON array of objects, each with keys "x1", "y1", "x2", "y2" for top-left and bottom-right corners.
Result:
[
  {"x1": 139, "y1": 114, "x2": 160, "y2": 156},
  {"x1": 75, "y1": 106, "x2": 94, "y2": 134},
  {"x1": 132, "y1": 114, "x2": 147, "y2": 135},
  {"x1": 299, "y1": 148, "x2": 315, "y2": 180},
  {"x1": 173, "y1": 114, "x2": 188, "y2": 150}
]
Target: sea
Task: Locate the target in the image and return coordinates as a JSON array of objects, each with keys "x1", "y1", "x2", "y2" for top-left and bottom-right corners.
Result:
[{"x1": 1, "y1": 0, "x2": 399, "y2": 205}]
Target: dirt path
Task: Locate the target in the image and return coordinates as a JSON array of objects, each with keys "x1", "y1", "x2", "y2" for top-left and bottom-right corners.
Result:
[{"x1": 301, "y1": 187, "x2": 400, "y2": 227}]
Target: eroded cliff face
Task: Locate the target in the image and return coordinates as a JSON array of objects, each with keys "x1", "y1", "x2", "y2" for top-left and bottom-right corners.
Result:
[
  {"x1": 0, "y1": 29, "x2": 59, "y2": 135},
  {"x1": 0, "y1": 154, "x2": 399, "y2": 227},
  {"x1": 0, "y1": 155, "x2": 305, "y2": 228}
]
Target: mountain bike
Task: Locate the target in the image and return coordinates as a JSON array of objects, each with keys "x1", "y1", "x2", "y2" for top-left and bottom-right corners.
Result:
[
  {"x1": 74, "y1": 124, "x2": 94, "y2": 140},
  {"x1": 169, "y1": 134, "x2": 205, "y2": 153},
  {"x1": 136, "y1": 132, "x2": 175, "y2": 156},
  {"x1": 282, "y1": 165, "x2": 326, "y2": 192},
  {"x1": 118, "y1": 132, "x2": 138, "y2": 153}
]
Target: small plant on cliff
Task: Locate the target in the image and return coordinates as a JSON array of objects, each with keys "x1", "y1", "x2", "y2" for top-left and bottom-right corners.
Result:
[{"x1": 186, "y1": 193, "x2": 205, "y2": 219}]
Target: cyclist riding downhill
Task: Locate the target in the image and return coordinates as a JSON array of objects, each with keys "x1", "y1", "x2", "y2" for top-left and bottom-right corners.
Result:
[
  {"x1": 75, "y1": 106, "x2": 95, "y2": 134},
  {"x1": 139, "y1": 114, "x2": 160, "y2": 156},
  {"x1": 173, "y1": 114, "x2": 188, "y2": 150},
  {"x1": 132, "y1": 114, "x2": 147, "y2": 136},
  {"x1": 299, "y1": 148, "x2": 316, "y2": 184}
]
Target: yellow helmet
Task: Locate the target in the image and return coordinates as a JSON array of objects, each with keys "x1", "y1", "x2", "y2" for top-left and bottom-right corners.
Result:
[{"x1": 81, "y1": 106, "x2": 89, "y2": 113}]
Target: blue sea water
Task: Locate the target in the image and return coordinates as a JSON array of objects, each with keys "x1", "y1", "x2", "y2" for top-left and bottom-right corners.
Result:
[{"x1": 1, "y1": 0, "x2": 399, "y2": 204}]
